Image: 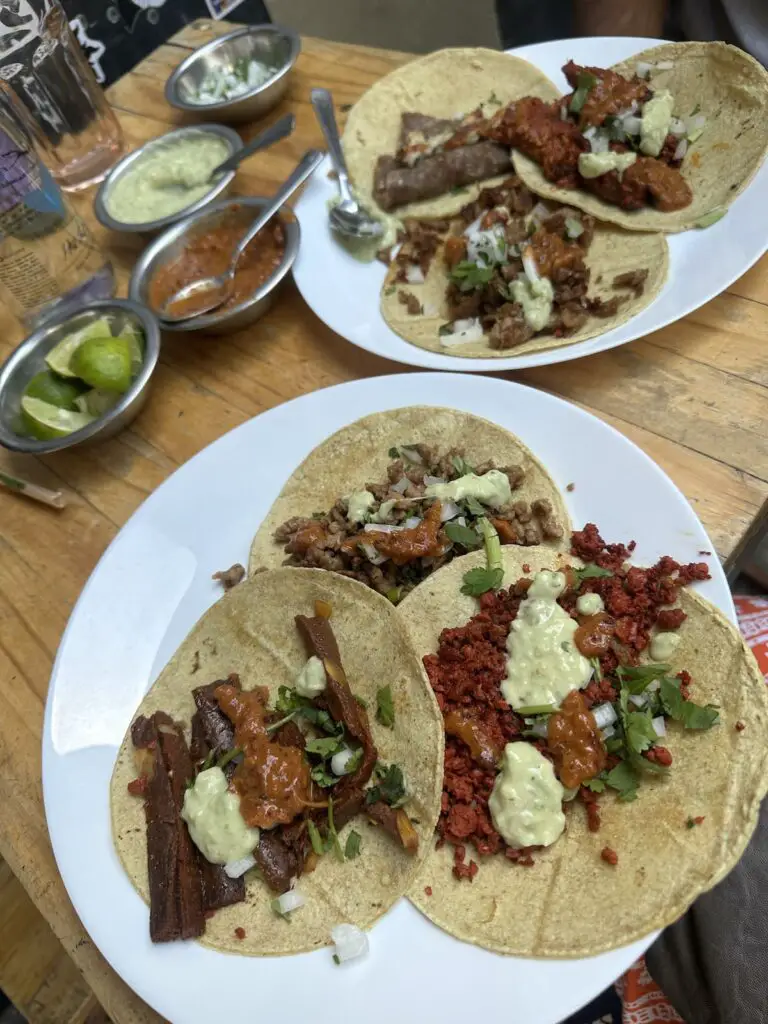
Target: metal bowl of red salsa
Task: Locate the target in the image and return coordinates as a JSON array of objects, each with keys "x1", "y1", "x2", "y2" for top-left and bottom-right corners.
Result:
[{"x1": 129, "y1": 196, "x2": 300, "y2": 334}]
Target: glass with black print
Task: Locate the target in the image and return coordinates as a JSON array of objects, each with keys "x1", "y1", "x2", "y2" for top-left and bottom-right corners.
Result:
[{"x1": 0, "y1": 0, "x2": 124, "y2": 190}]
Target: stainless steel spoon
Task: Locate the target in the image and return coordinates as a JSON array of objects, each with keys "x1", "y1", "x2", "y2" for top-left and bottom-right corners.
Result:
[
  {"x1": 161, "y1": 148, "x2": 325, "y2": 322},
  {"x1": 310, "y1": 87, "x2": 382, "y2": 239}
]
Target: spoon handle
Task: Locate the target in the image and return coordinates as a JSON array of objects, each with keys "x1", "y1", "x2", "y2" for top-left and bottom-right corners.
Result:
[
  {"x1": 310, "y1": 88, "x2": 354, "y2": 203},
  {"x1": 213, "y1": 112, "x2": 295, "y2": 176},
  {"x1": 230, "y1": 148, "x2": 325, "y2": 269}
]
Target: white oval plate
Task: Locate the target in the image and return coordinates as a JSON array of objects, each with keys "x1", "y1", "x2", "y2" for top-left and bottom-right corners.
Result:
[
  {"x1": 293, "y1": 36, "x2": 768, "y2": 372},
  {"x1": 43, "y1": 374, "x2": 732, "y2": 1024}
]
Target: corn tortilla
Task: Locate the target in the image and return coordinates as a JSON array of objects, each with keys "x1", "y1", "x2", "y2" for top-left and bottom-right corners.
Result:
[
  {"x1": 400, "y1": 546, "x2": 768, "y2": 957},
  {"x1": 513, "y1": 42, "x2": 768, "y2": 233},
  {"x1": 110, "y1": 568, "x2": 444, "y2": 956},
  {"x1": 248, "y1": 406, "x2": 571, "y2": 578}
]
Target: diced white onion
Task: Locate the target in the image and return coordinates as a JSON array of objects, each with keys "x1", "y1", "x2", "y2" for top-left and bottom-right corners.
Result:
[
  {"x1": 621, "y1": 113, "x2": 642, "y2": 136},
  {"x1": 331, "y1": 747, "x2": 355, "y2": 775},
  {"x1": 359, "y1": 542, "x2": 387, "y2": 564},
  {"x1": 440, "y1": 501, "x2": 461, "y2": 522},
  {"x1": 400, "y1": 446, "x2": 423, "y2": 464},
  {"x1": 647, "y1": 679, "x2": 661, "y2": 693},
  {"x1": 440, "y1": 317, "x2": 485, "y2": 346},
  {"x1": 565, "y1": 216, "x2": 584, "y2": 239},
  {"x1": 582, "y1": 126, "x2": 597, "y2": 141},
  {"x1": 521, "y1": 247, "x2": 540, "y2": 286},
  {"x1": 687, "y1": 113, "x2": 706, "y2": 133},
  {"x1": 404, "y1": 516, "x2": 421, "y2": 528},
  {"x1": 274, "y1": 890, "x2": 306, "y2": 915},
  {"x1": 652, "y1": 716, "x2": 667, "y2": 737},
  {"x1": 629, "y1": 693, "x2": 648, "y2": 708},
  {"x1": 525, "y1": 719, "x2": 549, "y2": 739},
  {"x1": 669, "y1": 116, "x2": 687, "y2": 137},
  {"x1": 423, "y1": 474, "x2": 445, "y2": 486},
  {"x1": 456, "y1": 516, "x2": 467, "y2": 527},
  {"x1": 655, "y1": 60, "x2": 674, "y2": 70},
  {"x1": 673, "y1": 137, "x2": 688, "y2": 162},
  {"x1": 636, "y1": 61, "x2": 653, "y2": 78},
  {"x1": 391, "y1": 476, "x2": 409, "y2": 493},
  {"x1": 405, "y1": 264, "x2": 425, "y2": 284},
  {"x1": 601, "y1": 723, "x2": 616, "y2": 740},
  {"x1": 590, "y1": 131, "x2": 610, "y2": 154},
  {"x1": 331, "y1": 923, "x2": 369, "y2": 964},
  {"x1": 529, "y1": 201, "x2": 549, "y2": 225},
  {"x1": 560, "y1": 104, "x2": 568, "y2": 121},
  {"x1": 465, "y1": 214, "x2": 484, "y2": 237},
  {"x1": 591, "y1": 702, "x2": 618, "y2": 730},
  {"x1": 224, "y1": 853, "x2": 256, "y2": 878},
  {"x1": 467, "y1": 225, "x2": 506, "y2": 266},
  {"x1": 363, "y1": 523, "x2": 403, "y2": 534},
  {"x1": 422, "y1": 303, "x2": 439, "y2": 316},
  {"x1": 390, "y1": 242, "x2": 402, "y2": 260}
]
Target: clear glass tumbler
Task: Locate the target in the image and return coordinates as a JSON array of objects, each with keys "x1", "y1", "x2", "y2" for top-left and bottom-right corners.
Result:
[{"x1": 0, "y1": 0, "x2": 124, "y2": 191}]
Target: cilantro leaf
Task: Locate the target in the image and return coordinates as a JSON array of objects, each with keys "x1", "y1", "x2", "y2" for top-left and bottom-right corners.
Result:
[
  {"x1": 344, "y1": 746, "x2": 363, "y2": 774},
  {"x1": 660, "y1": 678, "x2": 719, "y2": 730},
  {"x1": 344, "y1": 829, "x2": 362, "y2": 859},
  {"x1": 569, "y1": 70, "x2": 598, "y2": 114},
  {"x1": 591, "y1": 656, "x2": 603, "y2": 683},
  {"x1": 616, "y1": 663, "x2": 670, "y2": 695},
  {"x1": 305, "y1": 736, "x2": 343, "y2": 757},
  {"x1": 449, "y1": 260, "x2": 495, "y2": 292},
  {"x1": 460, "y1": 565, "x2": 503, "y2": 596},
  {"x1": 311, "y1": 763, "x2": 339, "y2": 788},
  {"x1": 354, "y1": 694, "x2": 369, "y2": 709},
  {"x1": 451, "y1": 454, "x2": 474, "y2": 476},
  {"x1": 574, "y1": 564, "x2": 613, "y2": 582},
  {"x1": 366, "y1": 763, "x2": 407, "y2": 807},
  {"x1": 444, "y1": 521, "x2": 482, "y2": 549},
  {"x1": 625, "y1": 709, "x2": 658, "y2": 755},
  {"x1": 463, "y1": 495, "x2": 487, "y2": 517},
  {"x1": 605, "y1": 760, "x2": 639, "y2": 801},
  {"x1": 584, "y1": 775, "x2": 606, "y2": 793},
  {"x1": 387, "y1": 446, "x2": 400, "y2": 458},
  {"x1": 327, "y1": 798, "x2": 345, "y2": 862},
  {"x1": 438, "y1": 323, "x2": 454, "y2": 337},
  {"x1": 376, "y1": 685, "x2": 395, "y2": 728}
]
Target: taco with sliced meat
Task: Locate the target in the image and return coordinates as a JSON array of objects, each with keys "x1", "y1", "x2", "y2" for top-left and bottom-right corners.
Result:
[
  {"x1": 248, "y1": 406, "x2": 571, "y2": 600},
  {"x1": 110, "y1": 568, "x2": 443, "y2": 956},
  {"x1": 380, "y1": 175, "x2": 667, "y2": 358},
  {"x1": 496, "y1": 42, "x2": 768, "y2": 232},
  {"x1": 399, "y1": 527, "x2": 768, "y2": 957}
]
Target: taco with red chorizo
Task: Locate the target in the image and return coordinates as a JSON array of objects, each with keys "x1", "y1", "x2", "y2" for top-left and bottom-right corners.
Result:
[
  {"x1": 110, "y1": 568, "x2": 443, "y2": 956},
  {"x1": 399, "y1": 525, "x2": 768, "y2": 957}
]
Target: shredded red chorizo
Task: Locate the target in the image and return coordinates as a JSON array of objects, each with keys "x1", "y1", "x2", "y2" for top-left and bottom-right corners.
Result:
[{"x1": 601, "y1": 846, "x2": 619, "y2": 865}]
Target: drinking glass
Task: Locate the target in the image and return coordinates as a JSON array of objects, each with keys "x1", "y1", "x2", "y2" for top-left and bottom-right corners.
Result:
[{"x1": 0, "y1": 0, "x2": 124, "y2": 191}]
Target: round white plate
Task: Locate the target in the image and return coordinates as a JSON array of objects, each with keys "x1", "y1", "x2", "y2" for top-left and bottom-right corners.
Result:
[
  {"x1": 43, "y1": 374, "x2": 732, "y2": 1024},
  {"x1": 293, "y1": 36, "x2": 768, "y2": 372}
]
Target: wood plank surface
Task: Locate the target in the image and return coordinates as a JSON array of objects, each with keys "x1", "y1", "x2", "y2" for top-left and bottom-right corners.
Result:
[{"x1": 0, "y1": 19, "x2": 766, "y2": 1023}]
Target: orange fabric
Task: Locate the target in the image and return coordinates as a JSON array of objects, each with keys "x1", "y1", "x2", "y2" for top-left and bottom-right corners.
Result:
[{"x1": 617, "y1": 594, "x2": 768, "y2": 1024}]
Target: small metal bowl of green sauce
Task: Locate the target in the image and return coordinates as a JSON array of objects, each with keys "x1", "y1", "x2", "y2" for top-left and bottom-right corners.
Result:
[
  {"x1": 94, "y1": 124, "x2": 243, "y2": 235},
  {"x1": 129, "y1": 196, "x2": 301, "y2": 335},
  {"x1": 0, "y1": 299, "x2": 161, "y2": 455},
  {"x1": 165, "y1": 24, "x2": 301, "y2": 124}
]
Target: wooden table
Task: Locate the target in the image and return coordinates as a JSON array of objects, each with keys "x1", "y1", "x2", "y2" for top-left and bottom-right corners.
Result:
[{"x1": 1, "y1": 20, "x2": 767, "y2": 1022}]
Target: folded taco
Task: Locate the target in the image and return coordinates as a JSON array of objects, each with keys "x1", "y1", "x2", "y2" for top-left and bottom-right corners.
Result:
[
  {"x1": 343, "y1": 48, "x2": 560, "y2": 222},
  {"x1": 110, "y1": 568, "x2": 443, "y2": 956},
  {"x1": 248, "y1": 407, "x2": 571, "y2": 600},
  {"x1": 400, "y1": 528, "x2": 768, "y2": 957},
  {"x1": 381, "y1": 175, "x2": 668, "y2": 358},
  {"x1": 497, "y1": 42, "x2": 768, "y2": 232}
]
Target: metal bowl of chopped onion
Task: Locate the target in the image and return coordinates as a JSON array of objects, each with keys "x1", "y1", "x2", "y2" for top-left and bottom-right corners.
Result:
[{"x1": 165, "y1": 24, "x2": 301, "y2": 124}]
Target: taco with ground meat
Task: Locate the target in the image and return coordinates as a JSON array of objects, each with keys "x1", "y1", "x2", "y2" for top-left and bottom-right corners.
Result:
[
  {"x1": 110, "y1": 568, "x2": 443, "y2": 956},
  {"x1": 248, "y1": 406, "x2": 571, "y2": 600},
  {"x1": 343, "y1": 48, "x2": 561, "y2": 222},
  {"x1": 399, "y1": 532, "x2": 768, "y2": 957},
  {"x1": 381, "y1": 175, "x2": 668, "y2": 358},
  {"x1": 501, "y1": 42, "x2": 768, "y2": 233}
]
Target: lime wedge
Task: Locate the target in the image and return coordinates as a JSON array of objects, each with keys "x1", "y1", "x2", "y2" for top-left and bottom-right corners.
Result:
[
  {"x1": 71, "y1": 336, "x2": 132, "y2": 393},
  {"x1": 115, "y1": 322, "x2": 145, "y2": 374},
  {"x1": 74, "y1": 389, "x2": 121, "y2": 417},
  {"x1": 45, "y1": 317, "x2": 115, "y2": 378},
  {"x1": 24, "y1": 370, "x2": 84, "y2": 410},
  {"x1": 21, "y1": 396, "x2": 95, "y2": 440}
]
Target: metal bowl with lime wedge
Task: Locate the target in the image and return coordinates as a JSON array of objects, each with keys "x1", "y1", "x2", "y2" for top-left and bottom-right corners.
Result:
[{"x1": 0, "y1": 300, "x2": 160, "y2": 455}]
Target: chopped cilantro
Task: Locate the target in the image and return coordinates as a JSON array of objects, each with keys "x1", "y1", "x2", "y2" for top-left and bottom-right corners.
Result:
[
  {"x1": 344, "y1": 746, "x2": 363, "y2": 774},
  {"x1": 310, "y1": 762, "x2": 339, "y2": 788},
  {"x1": 487, "y1": 90, "x2": 501, "y2": 105},
  {"x1": 344, "y1": 829, "x2": 362, "y2": 859},
  {"x1": 660, "y1": 678, "x2": 720, "y2": 730},
  {"x1": 686, "y1": 816, "x2": 697, "y2": 829},
  {"x1": 463, "y1": 495, "x2": 487, "y2": 517},
  {"x1": 366, "y1": 762, "x2": 407, "y2": 807},
  {"x1": 605, "y1": 760, "x2": 639, "y2": 801},
  {"x1": 305, "y1": 736, "x2": 343, "y2": 757},
  {"x1": 569, "y1": 70, "x2": 598, "y2": 114},
  {"x1": 574, "y1": 563, "x2": 613, "y2": 582},
  {"x1": 591, "y1": 657, "x2": 603, "y2": 683},
  {"x1": 307, "y1": 820, "x2": 325, "y2": 856},
  {"x1": 384, "y1": 285, "x2": 396, "y2": 295},
  {"x1": 271, "y1": 687, "x2": 339, "y2": 735},
  {"x1": 461, "y1": 565, "x2": 503, "y2": 596},
  {"x1": 616, "y1": 663, "x2": 670, "y2": 695},
  {"x1": 385, "y1": 587, "x2": 402, "y2": 605},
  {"x1": 449, "y1": 185, "x2": 469, "y2": 195},
  {"x1": 444, "y1": 521, "x2": 482, "y2": 549},
  {"x1": 354, "y1": 693, "x2": 369, "y2": 710},
  {"x1": 216, "y1": 746, "x2": 242, "y2": 770},
  {"x1": 449, "y1": 259, "x2": 495, "y2": 292},
  {"x1": 451, "y1": 454, "x2": 474, "y2": 476},
  {"x1": 585, "y1": 775, "x2": 607, "y2": 793},
  {"x1": 376, "y1": 684, "x2": 395, "y2": 728},
  {"x1": 332, "y1": 954, "x2": 341, "y2": 965},
  {"x1": 625, "y1": 708, "x2": 659, "y2": 755},
  {"x1": 517, "y1": 704, "x2": 558, "y2": 716},
  {"x1": 387, "y1": 446, "x2": 400, "y2": 458},
  {"x1": 695, "y1": 209, "x2": 725, "y2": 229},
  {"x1": 438, "y1": 323, "x2": 454, "y2": 336}
]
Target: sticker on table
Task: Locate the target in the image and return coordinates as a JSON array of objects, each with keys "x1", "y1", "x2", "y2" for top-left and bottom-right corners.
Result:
[{"x1": 203, "y1": 0, "x2": 247, "y2": 19}]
